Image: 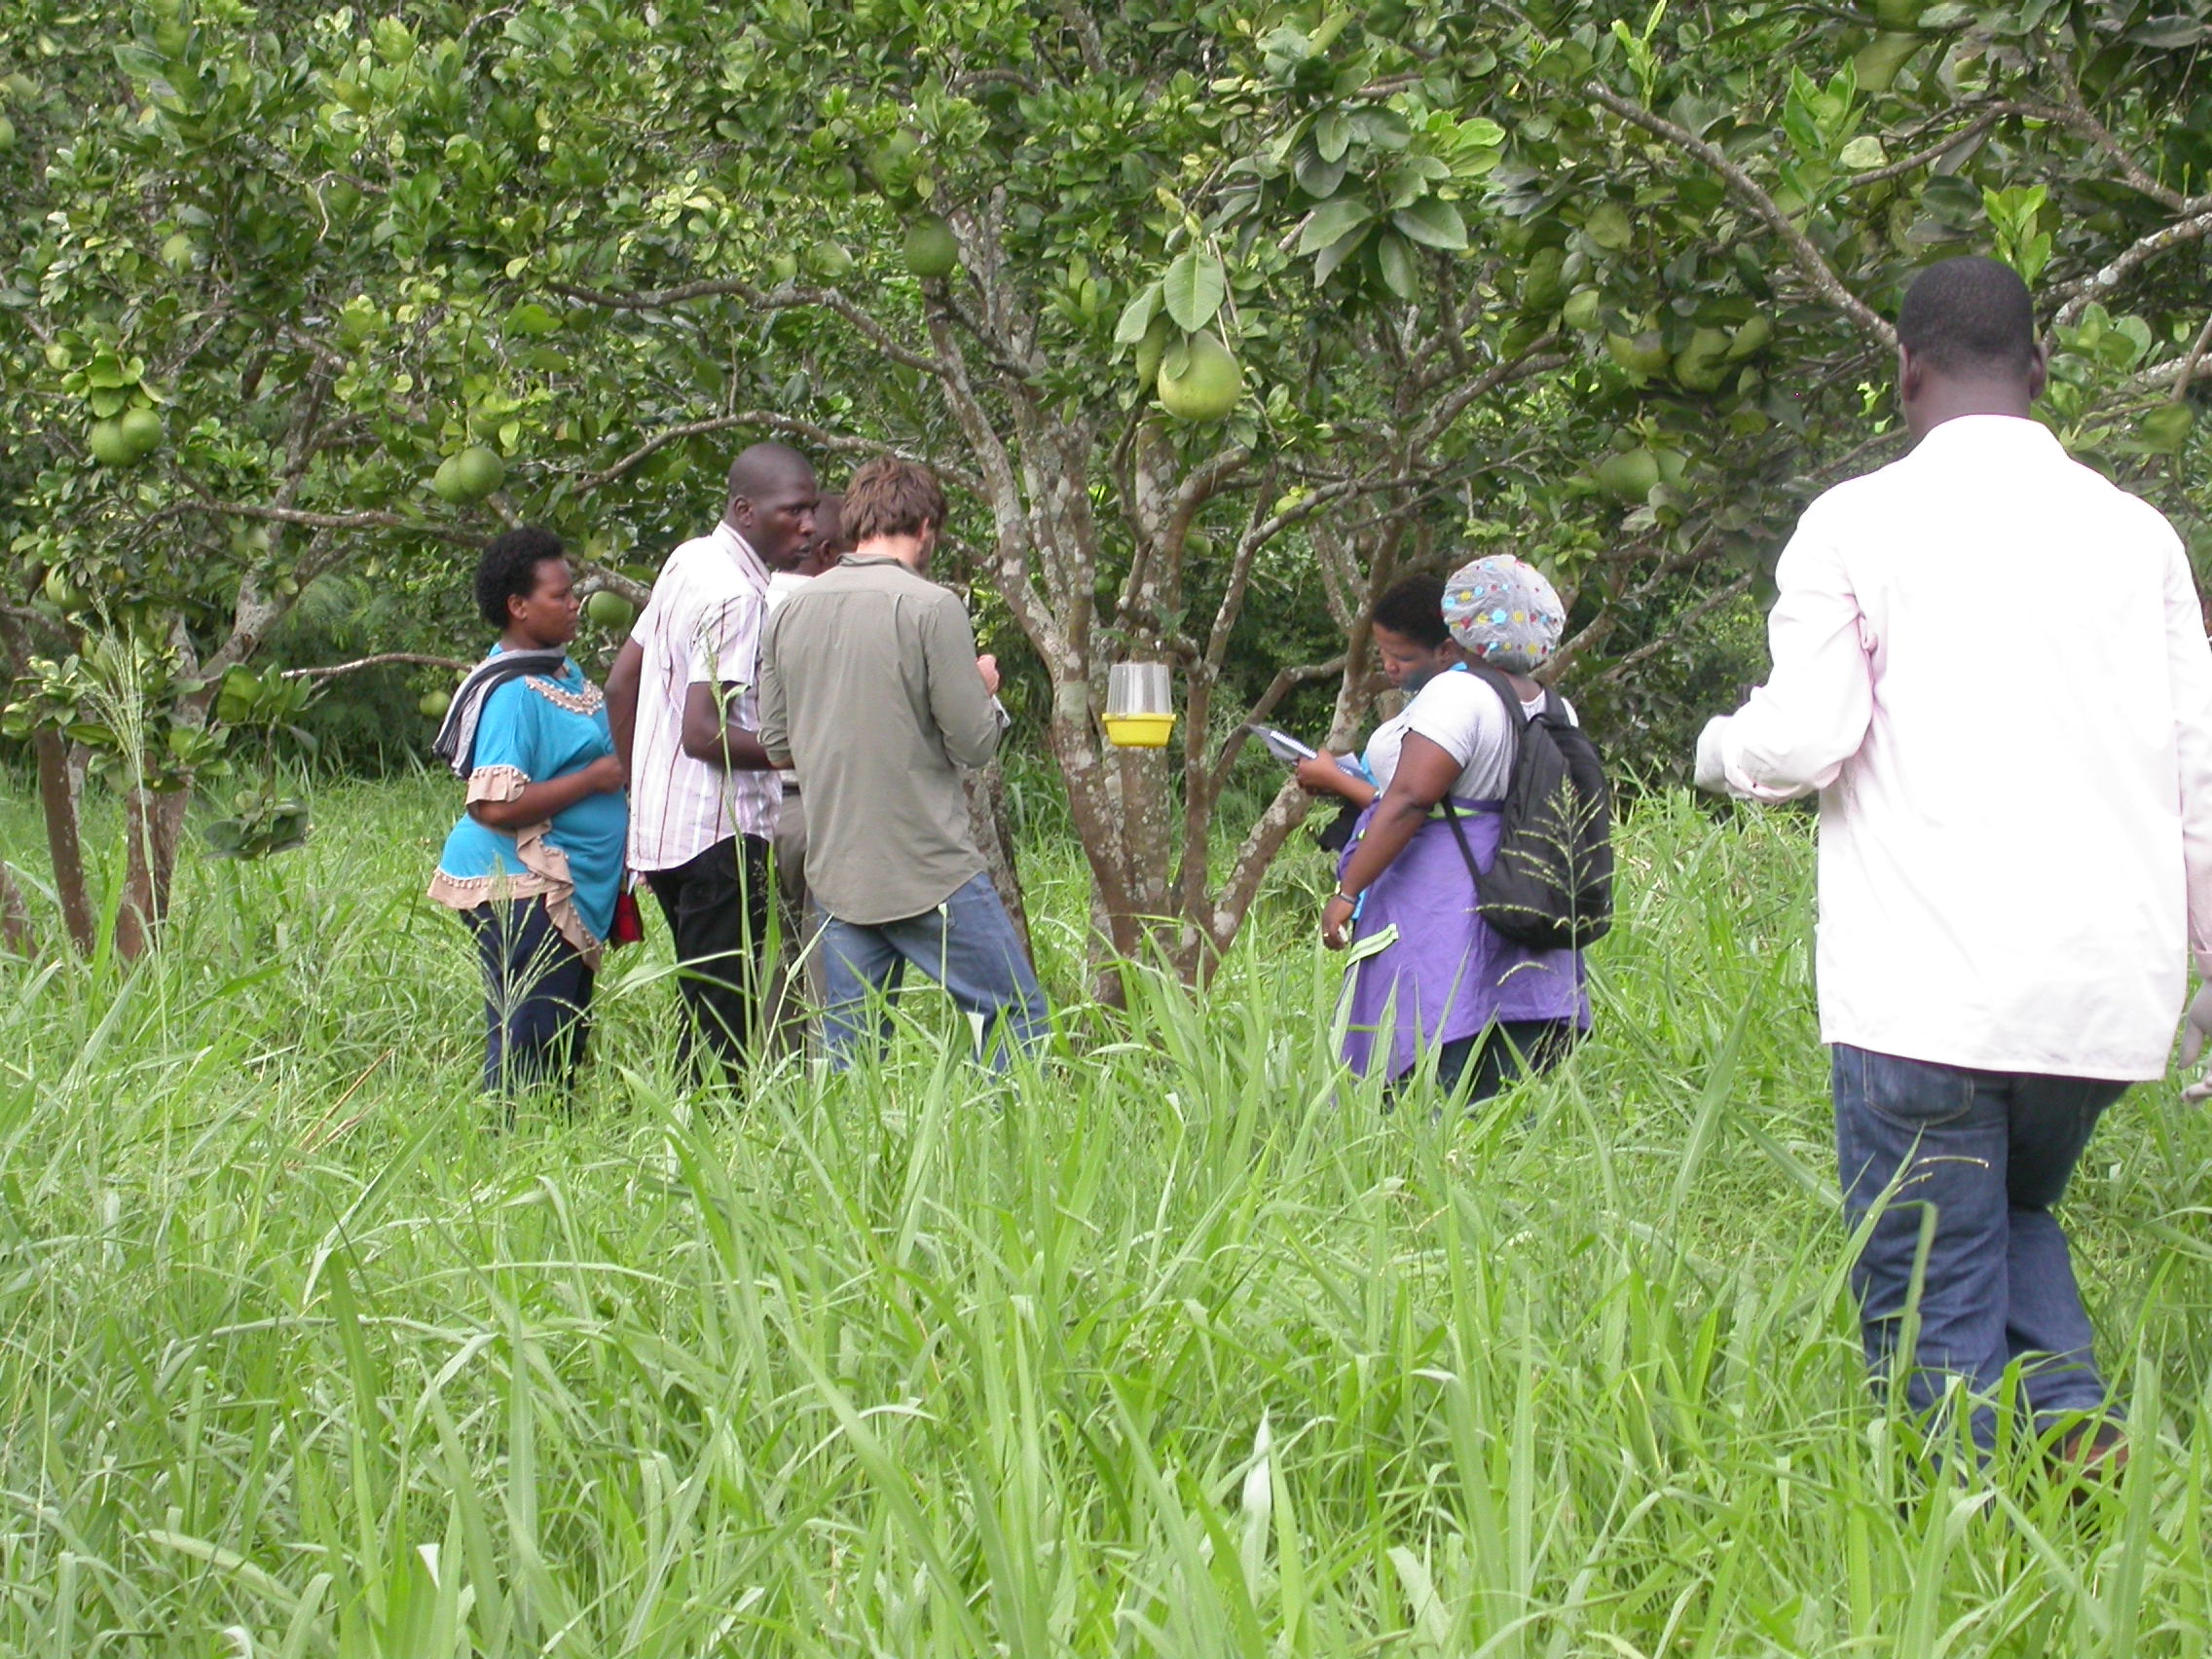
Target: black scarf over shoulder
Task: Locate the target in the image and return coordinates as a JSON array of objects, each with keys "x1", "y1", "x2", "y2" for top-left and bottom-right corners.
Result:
[{"x1": 428, "y1": 649, "x2": 569, "y2": 777}]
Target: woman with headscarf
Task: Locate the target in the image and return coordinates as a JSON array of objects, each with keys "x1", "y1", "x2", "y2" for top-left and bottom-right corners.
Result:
[
  {"x1": 427, "y1": 528, "x2": 629, "y2": 1097},
  {"x1": 1296, "y1": 556, "x2": 1591, "y2": 1102}
]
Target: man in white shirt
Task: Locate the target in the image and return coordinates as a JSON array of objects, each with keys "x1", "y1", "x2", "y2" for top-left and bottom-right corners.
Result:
[
  {"x1": 605, "y1": 443, "x2": 819, "y2": 1085},
  {"x1": 1696, "y1": 257, "x2": 2212, "y2": 1463},
  {"x1": 762, "y1": 491, "x2": 848, "y2": 1047}
]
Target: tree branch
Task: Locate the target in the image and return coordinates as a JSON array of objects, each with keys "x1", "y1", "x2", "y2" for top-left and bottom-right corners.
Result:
[
  {"x1": 158, "y1": 498, "x2": 482, "y2": 546},
  {"x1": 2051, "y1": 205, "x2": 2212, "y2": 332},
  {"x1": 565, "y1": 410, "x2": 980, "y2": 496},
  {"x1": 552, "y1": 277, "x2": 947, "y2": 375},
  {"x1": 1588, "y1": 81, "x2": 1896, "y2": 348},
  {"x1": 278, "y1": 651, "x2": 473, "y2": 682}
]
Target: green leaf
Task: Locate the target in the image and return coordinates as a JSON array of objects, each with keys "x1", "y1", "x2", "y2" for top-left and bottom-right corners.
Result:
[
  {"x1": 1161, "y1": 250, "x2": 1227, "y2": 333},
  {"x1": 1298, "y1": 197, "x2": 1372, "y2": 256},
  {"x1": 1114, "y1": 282, "x2": 1162, "y2": 347},
  {"x1": 1310, "y1": 224, "x2": 1369, "y2": 283},
  {"x1": 503, "y1": 302, "x2": 562, "y2": 337},
  {"x1": 1313, "y1": 109, "x2": 1350, "y2": 164},
  {"x1": 1376, "y1": 231, "x2": 1418, "y2": 300},
  {"x1": 1390, "y1": 199, "x2": 1467, "y2": 251}
]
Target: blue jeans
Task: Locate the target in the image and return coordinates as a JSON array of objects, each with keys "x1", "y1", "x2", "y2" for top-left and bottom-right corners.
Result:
[
  {"x1": 818, "y1": 874, "x2": 1050, "y2": 1072},
  {"x1": 1832, "y1": 1044, "x2": 2128, "y2": 1445},
  {"x1": 464, "y1": 898, "x2": 594, "y2": 1097}
]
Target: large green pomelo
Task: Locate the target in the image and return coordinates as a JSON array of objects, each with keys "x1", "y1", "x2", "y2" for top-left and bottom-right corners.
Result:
[
  {"x1": 1519, "y1": 246, "x2": 1567, "y2": 312},
  {"x1": 1594, "y1": 448, "x2": 1662, "y2": 501},
  {"x1": 1673, "y1": 327, "x2": 1733, "y2": 392},
  {"x1": 1157, "y1": 333, "x2": 1243, "y2": 423},
  {"x1": 1605, "y1": 330, "x2": 1671, "y2": 378},
  {"x1": 119, "y1": 406, "x2": 164, "y2": 459},
  {"x1": 584, "y1": 589, "x2": 637, "y2": 631},
  {"x1": 451, "y1": 445, "x2": 505, "y2": 500},
  {"x1": 1727, "y1": 313, "x2": 1774, "y2": 360},
  {"x1": 1561, "y1": 288, "x2": 1603, "y2": 332},
  {"x1": 89, "y1": 418, "x2": 139, "y2": 467},
  {"x1": 418, "y1": 689, "x2": 452, "y2": 719},
  {"x1": 1854, "y1": 30, "x2": 1923, "y2": 92},
  {"x1": 806, "y1": 239, "x2": 855, "y2": 280},
  {"x1": 903, "y1": 215, "x2": 959, "y2": 279}
]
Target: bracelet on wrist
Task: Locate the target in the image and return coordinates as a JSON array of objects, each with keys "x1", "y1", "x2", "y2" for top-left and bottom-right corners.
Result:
[{"x1": 1332, "y1": 888, "x2": 1358, "y2": 905}]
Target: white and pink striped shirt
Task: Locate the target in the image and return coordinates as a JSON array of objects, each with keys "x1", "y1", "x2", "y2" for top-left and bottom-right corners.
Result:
[{"x1": 625, "y1": 521, "x2": 782, "y2": 870}]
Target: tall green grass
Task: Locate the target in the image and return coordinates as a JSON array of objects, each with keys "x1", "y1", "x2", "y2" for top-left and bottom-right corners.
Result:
[{"x1": 0, "y1": 777, "x2": 2207, "y2": 1656}]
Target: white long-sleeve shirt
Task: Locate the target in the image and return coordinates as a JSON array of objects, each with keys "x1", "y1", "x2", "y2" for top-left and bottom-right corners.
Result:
[{"x1": 1698, "y1": 414, "x2": 2212, "y2": 1080}]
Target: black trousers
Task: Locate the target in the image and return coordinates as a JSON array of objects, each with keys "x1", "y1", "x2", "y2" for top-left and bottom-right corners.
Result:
[
  {"x1": 464, "y1": 898, "x2": 594, "y2": 1097},
  {"x1": 645, "y1": 833, "x2": 771, "y2": 1086},
  {"x1": 1431, "y1": 1017, "x2": 1578, "y2": 1105}
]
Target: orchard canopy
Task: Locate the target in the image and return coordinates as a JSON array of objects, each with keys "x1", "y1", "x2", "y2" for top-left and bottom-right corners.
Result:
[{"x1": 4, "y1": 0, "x2": 2211, "y2": 966}]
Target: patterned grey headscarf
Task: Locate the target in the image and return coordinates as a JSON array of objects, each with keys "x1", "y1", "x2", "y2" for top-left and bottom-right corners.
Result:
[{"x1": 1442, "y1": 555, "x2": 1566, "y2": 674}]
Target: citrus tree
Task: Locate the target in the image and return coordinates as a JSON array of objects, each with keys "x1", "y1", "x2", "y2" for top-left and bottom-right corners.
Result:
[{"x1": 6, "y1": 0, "x2": 2210, "y2": 973}]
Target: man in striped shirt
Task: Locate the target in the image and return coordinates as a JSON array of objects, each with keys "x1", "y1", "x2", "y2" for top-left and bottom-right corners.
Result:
[{"x1": 606, "y1": 443, "x2": 819, "y2": 1085}]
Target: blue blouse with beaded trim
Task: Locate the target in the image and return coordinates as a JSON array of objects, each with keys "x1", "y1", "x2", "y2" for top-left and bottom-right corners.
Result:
[{"x1": 427, "y1": 647, "x2": 626, "y2": 954}]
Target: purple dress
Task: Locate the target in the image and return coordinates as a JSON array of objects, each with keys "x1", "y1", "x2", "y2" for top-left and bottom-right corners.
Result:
[{"x1": 1336, "y1": 794, "x2": 1590, "y2": 1081}]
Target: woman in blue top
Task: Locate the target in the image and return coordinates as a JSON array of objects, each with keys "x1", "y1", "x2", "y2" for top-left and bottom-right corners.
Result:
[{"x1": 427, "y1": 529, "x2": 628, "y2": 1096}]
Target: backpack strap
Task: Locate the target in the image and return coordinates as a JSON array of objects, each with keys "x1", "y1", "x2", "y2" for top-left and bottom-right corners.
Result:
[{"x1": 1439, "y1": 794, "x2": 1486, "y2": 887}]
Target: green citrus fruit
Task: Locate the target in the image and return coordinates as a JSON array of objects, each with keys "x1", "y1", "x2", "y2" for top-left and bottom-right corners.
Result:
[
  {"x1": 43, "y1": 566, "x2": 83, "y2": 608},
  {"x1": 1854, "y1": 30, "x2": 1923, "y2": 92},
  {"x1": 805, "y1": 239, "x2": 855, "y2": 281},
  {"x1": 431, "y1": 444, "x2": 505, "y2": 502},
  {"x1": 1519, "y1": 246, "x2": 1567, "y2": 312},
  {"x1": 1594, "y1": 448, "x2": 1662, "y2": 502},
  {"x1": 865, "y1": 128, "x2": 922, "y2": 194},
  {"x1": 903, "y1": 214, "x2": 959, "y2": 279},
  {"x1": 1673, "y1": 327, "x2": 1734, "y2": 392},
  {"x1": 118, "y1": 406, "x2": 164, "y2": 459},
  {"x1": 768, "y1": 251, "x2": 798, "y2": 285},
  {"x1": 0, "y1": 116, "x2": 16, "y2": 154},
  {"x1": 1157, "y1": 332, "x2": 1244, "y2": 423},
  {"x1": 584, "y1": 589, "x2": 637, "y2": 631},
  {"x1": 1561, "y1": 288, "x2": 1603, "y2": 332},
  {"x1": 1605, "y1": 329, "x2": 1671, "y2": 379},
  {"x1": 89, "y1": 418, "x2": 140, "y2": 466},
  {"x1": 418, "y1": 689, "x2": 453, "y2": 719},
  {"x1": 1727, "y1": 313, "x2": 1774, "y2": 360}
]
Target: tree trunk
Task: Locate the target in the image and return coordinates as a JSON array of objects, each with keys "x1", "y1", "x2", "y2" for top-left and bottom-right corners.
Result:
[
  {"x1": 113, "y1": 785, "x2": 186, "y2": 961},
  {"x1": 33, "y1": 728, "x2": 97, "y2": 956},
  {"x1": 961, "y1": 760, "x2": 1033, "y2": 960},
  {"x1": 0, "y1": 864, "x2": 36, "y2": 957}
]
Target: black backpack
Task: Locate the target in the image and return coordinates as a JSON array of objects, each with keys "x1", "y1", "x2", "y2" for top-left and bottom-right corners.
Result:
[{"x1": 1439, "y1": 665, "x2": 1612, "y2": 952}]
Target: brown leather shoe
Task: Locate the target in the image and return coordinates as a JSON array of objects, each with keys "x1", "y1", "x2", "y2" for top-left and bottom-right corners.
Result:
[{"x1": 2047, "y1": 1419, "x2": 2127, "y2": 1500}]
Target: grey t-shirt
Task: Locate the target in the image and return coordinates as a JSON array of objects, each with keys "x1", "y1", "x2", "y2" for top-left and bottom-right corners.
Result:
[{"x1": 757, "y1": 556, "x2": 1001, "y2": 924}]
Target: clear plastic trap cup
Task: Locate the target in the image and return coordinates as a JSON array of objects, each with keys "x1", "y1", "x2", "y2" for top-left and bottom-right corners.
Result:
[{"x1": 1103, "y1": 661, "x2": 1175, "y2": 748}]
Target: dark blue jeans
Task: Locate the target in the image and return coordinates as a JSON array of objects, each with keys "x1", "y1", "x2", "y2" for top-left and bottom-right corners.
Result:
[
  {"x1": 1832, "y1": 1044, "x2": 2128, "y2": 1446},
  {"x1": 818, "y1": 874, "x2": 1049, "y2": 1072},
  {"x1": 465, "y1": 898, "x2": 595, "y2": 1097}
]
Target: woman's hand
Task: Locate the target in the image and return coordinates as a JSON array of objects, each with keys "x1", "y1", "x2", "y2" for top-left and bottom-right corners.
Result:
[
  {"x1": 583, "y1": 753, "x2": 627, "y2": 793},
  {"x1": 1322, "y1": 891, "x2": 1356, "y2": 949},
  {"x1": 1294, "y1": 752, "x2": 1345, "y2": 794}
]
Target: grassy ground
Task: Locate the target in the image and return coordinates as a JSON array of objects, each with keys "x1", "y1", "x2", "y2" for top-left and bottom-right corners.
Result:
[{"x1": 0, "y1": 774, "x2": 2208, "y2": 1657}]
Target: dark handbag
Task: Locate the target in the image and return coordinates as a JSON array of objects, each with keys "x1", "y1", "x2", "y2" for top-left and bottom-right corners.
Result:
[{"x1": 1314, "y1": 798, "x2": 1362, "y2": 853}]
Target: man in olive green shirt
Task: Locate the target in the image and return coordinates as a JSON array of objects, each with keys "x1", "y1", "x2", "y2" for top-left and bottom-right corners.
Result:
[{"x1": 757, "y1": 458, "x2": 1049, "y2": 1068}]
